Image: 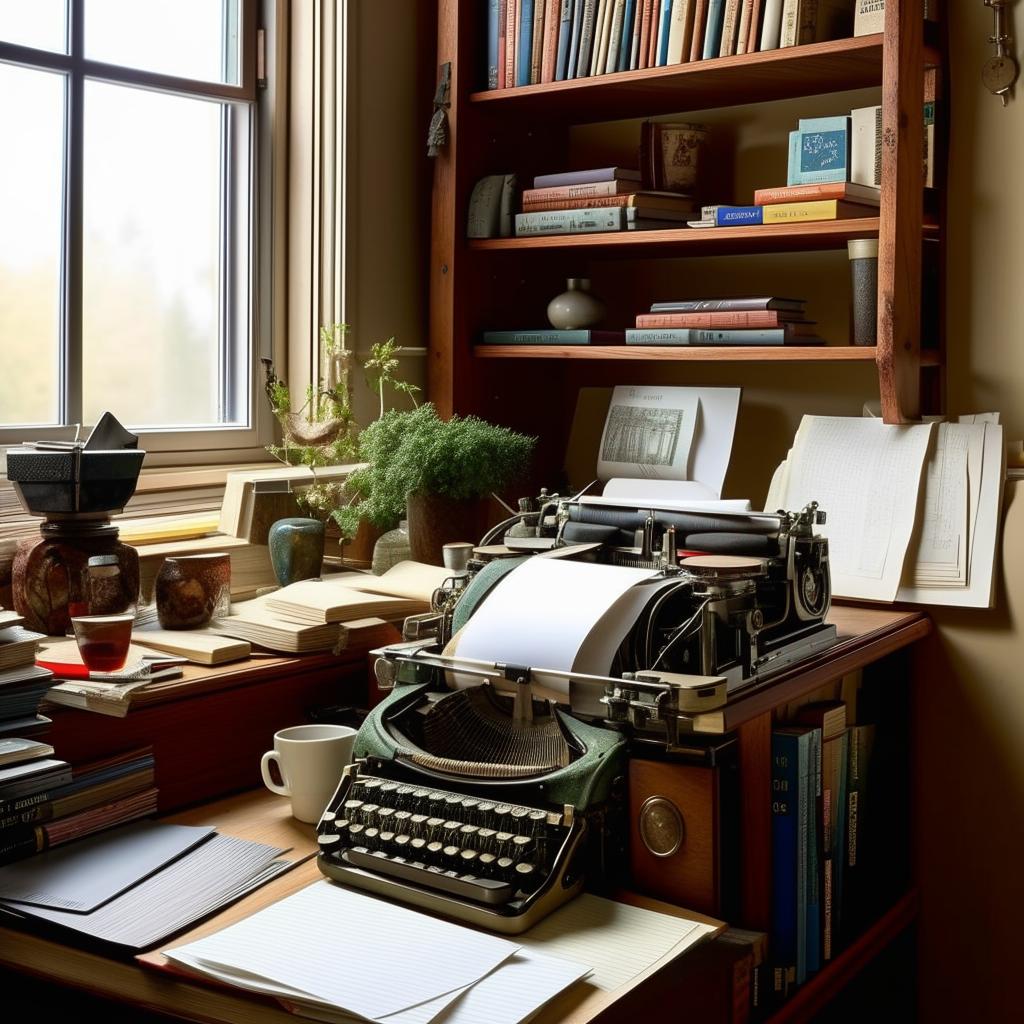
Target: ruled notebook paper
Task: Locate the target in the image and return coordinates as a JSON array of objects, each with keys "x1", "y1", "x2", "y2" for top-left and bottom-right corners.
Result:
[
  {"x1": 516, "y1": 893, "x2": 717, "y2": 991},
  {"x1": 167, "y1": 881, "x2": 522, "y2": 1022}
]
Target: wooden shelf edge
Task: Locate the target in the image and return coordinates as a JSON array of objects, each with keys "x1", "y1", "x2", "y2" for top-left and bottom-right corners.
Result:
[
  {"x1": 469, "y1": 35, "x2": 886, "y2": 117},
  {"x1": 766, "y1": 889, "x2": 920, "y2": 1024},
  {"x1": 470, "y1": 219, "x2": 888, "y2": 255},
  {"x1": 475, "y1": 345, "x2": 882, "y2": 362},
  {"x1": 721, "y1": 608, "x2": 931, "y2": 731}
]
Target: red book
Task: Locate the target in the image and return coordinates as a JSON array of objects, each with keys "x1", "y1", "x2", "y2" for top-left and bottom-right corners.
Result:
[
  {"x1": 753, "y1": 182, "x2": 882, "y2": 207},
  {"x1": 638, "y1": 0, "x2": 654, "y2": 69},
  {"x1": 635, "y1": 310, "x2": 798, "y2": 329},
  {"x1": 541, "y1": 0, "x2": 561, "y2": 82},
  {"x1": 690, "y1": 0, "x2": 709, "y2": 61}
]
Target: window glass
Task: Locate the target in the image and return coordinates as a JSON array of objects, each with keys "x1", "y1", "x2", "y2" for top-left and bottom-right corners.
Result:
[
  {"x1": 0, "y1": 2, "x2": 67, "y2": 54},
  {"x1": 82, "y1": 80, "x2": 225, "y2": 428},
  {"x1": 84, "y1": 0, "x2": 240, "y2": 85},
  {"x1": 0, "y1": 63, "x2": 65, "y2": 428}
]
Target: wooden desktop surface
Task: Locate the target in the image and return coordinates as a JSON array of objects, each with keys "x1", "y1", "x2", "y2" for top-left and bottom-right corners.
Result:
[
  {"x1": 0, "y1": 789, "x2": 723, "y2": 1024},
  {"x1": 0, "y1": 605, "x2": 929, "y2": 1022}
]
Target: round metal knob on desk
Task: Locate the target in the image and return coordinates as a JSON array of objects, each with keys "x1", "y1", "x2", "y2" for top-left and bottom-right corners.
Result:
[{"x1": 638, "y1": 795, "x2": 686, "y2": 858}]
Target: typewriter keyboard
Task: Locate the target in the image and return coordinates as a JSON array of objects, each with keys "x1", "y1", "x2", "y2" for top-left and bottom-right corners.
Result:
[{"x1": 316, "y1": 773, "x2": 577, "y2": 912}]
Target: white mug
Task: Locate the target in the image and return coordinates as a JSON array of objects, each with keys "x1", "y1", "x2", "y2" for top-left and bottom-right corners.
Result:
[{"x1": 260, "y1": 724, "x2": 357, "y2": 823}]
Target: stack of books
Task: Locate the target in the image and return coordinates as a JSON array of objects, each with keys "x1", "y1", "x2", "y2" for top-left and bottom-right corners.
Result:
[
  {"x1": 515, "y1": 167, "x2": 696, "y2": 237},
  {"x1": 626, "y1": 296, "x2": 822, "y2": 345},
  {"x1": 693, "y1": 183, "x2": 880, "y2": 229},
  {"x1": 483, "y1": 1, "x2": 866, "y2": 90},
  {"x1": 0, "y1": 745, "x2": 158, "y2": 866},
  {"x1": 0, "y1": 615, "x2": 53, "y2": 737}
]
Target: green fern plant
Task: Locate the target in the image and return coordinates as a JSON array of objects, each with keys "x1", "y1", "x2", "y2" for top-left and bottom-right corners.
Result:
[{"x1": 332, "y1": 404, "x2": 535, "y2": 539}]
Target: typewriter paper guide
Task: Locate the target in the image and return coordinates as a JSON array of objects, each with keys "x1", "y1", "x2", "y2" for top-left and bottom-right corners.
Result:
[
  {"x1": 448, "y1": 559, "x2": 669, "y2": 698},
  {"x1": 591, "y1": 385, "x2": 742, "y2": 504}
]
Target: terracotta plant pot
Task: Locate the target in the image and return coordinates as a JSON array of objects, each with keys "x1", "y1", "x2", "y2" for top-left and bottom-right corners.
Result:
[{"x1": 405, "y1": 493, "x2": 481, "y2": 566}]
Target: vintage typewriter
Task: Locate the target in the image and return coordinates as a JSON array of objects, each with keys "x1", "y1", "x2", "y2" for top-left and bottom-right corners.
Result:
[{"x1": 317, "y1": 500, "x2": 834, "y2": 932}]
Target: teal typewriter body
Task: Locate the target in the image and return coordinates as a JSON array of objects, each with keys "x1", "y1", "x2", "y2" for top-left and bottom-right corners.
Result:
[{"x1": 316, "y1": 673, "x2": 627, "y2": 934}]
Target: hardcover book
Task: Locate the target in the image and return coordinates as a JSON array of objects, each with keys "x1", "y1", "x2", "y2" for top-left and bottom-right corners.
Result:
[
  {"x1": 787, "y1": 116, "x2": 851, "y2": 186},
  {"x1": 480, "y1": 330, "x2": 624, "y2": 344},
  {"x1": 854, "y1": 0, "x2": 884, "y2": 35}
]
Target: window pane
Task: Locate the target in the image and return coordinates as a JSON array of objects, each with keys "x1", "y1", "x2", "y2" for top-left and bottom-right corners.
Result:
[
  {"x1": 0, "y1": 1, "x2": 67, "y2": 53},
  {"x1": 84, "y1": 0, "x2": 240, "y2": 85},
  {"x1": 82, "y1": 80, "x2": 231, "y2": 429},
  {"x1": 0, "y1": 63, "x2": 64, "y2": 428}
]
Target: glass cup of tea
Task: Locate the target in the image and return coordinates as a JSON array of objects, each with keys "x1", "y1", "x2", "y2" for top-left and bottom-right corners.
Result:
[{"x1": 70, "y1": 613, "x2": 135, "y2": 673}]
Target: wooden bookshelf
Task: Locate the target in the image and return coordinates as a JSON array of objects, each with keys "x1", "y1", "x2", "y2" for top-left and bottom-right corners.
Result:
[
  {"x1": 470, "y1": 33, "x2": 939, "y2": 123},
  {"x1": 430, "y1": 0, "x2": 942, "y2": 425}
]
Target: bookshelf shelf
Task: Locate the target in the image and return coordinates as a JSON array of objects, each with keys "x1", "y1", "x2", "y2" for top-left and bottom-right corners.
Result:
[
  {"x1": 474, "y1": 345, "x2": 942, "y2": 364},
  {"x1": 471, "y1": 218, "x2": 939, "y2": 258},
  {"x1": 470, "y1": 34, "x2": 939, "y2": 124}
]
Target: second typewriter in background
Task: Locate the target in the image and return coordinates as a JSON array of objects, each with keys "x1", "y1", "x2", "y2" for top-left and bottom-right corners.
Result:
[{"x1": 317, "y1": 496, "x2": 837, "y2": 933}]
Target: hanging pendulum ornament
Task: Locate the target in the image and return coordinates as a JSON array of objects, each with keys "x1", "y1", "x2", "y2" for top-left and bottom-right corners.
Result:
[{"x1": 982, "y1": 0, "x2": 1019, "y2": 106}]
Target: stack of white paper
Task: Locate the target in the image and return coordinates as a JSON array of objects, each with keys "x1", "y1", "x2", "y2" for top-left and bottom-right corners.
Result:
[
  {"x1": 166, "y1": 884, "x2": 716, "y2": 1024},
  {"x1": 766, "y1": 414, "x2": 1005, "y2": 607}
]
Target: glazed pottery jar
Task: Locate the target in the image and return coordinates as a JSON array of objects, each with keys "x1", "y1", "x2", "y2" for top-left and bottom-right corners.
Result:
[
  {"x1": 268, "y1": 517, "x2": 325, "y2": 586},
  {"x1": 155, "y1": 553, "x2": 231, "y2": 629},
  {"x1": 546, "y1": 278, "x2": 605, "y2": 330}
]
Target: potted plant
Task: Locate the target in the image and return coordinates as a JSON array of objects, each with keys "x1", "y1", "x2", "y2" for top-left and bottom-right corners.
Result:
[{"x1": 334, "y1": 404, "x2": 536, "y2": 565}]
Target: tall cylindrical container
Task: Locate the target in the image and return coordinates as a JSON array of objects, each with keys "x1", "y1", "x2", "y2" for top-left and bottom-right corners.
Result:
[{"x1": 848, "y1": 239, "x2": 879, "y2": 347}]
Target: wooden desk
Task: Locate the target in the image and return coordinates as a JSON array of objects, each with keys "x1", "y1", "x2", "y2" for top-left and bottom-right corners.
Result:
[
  {"x1": 0, "y1": 604, "x2": 929, "y2": 1022},
  {"x1": 0, "y1": 789, "x2": 724, "y2": 1024}
]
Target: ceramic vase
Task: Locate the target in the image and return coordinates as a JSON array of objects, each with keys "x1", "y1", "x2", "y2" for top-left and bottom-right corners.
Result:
[
  {"x1": 268, "y1": 517, "x2": 325, "y2": 586},
  {"x1": 155, "y1": 553, "x2": 231, "y2": 630},
  {"x1": 547, "y1": 278, "x2": 605, "y2": 330},
  {"x1": 371, "y1": 519, "x2": 411, "y2": 575}
]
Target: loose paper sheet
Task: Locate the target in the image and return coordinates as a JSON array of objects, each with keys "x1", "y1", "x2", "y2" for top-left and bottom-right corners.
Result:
[
  {"x1": 0, "y1": 822, "x2": 214, "y2": 912},
  {"x1": 764, "y1": 416, "x2": 935, "y2": 601},
  {"x1": 166, "y1": 881, "x2": 520, "y2": 1022},
  {"x1": 449, "y1": 559, "x2": 665, "y2": 695},
  {"x1": 596, "y1": 386, "x2": 741, "y2": 498}
]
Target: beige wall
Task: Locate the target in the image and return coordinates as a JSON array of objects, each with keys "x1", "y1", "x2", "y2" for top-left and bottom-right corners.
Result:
[{"x1": 915, "y1": 6, "x2": 1024, "y2": 1020}]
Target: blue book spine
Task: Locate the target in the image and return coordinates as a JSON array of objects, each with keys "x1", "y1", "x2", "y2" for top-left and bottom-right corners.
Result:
[
  {"x1": 658, "y1": 0, "x2": 673, "y2": 64},
  {"x1": 487, "y1": 0, "x2": 501, "y2": 88},
  {"x1": 567, "y1": 0, "x2": 585, "y2": 77},
  {"x1": 556, "y1": 0, "x2": 574, "y2": 79},
  {"x1": 618, "y1": 0, "x2": 636, "y2": 71},
  {"x1": 805, "y1": 728, "x2": 822, "y2": 976},
  {"x1": 715, "y1": 205, "x2": 764, "y2": 226},
  {"x1": 703, "y1": 0, "x2": 725, "y2": 59},
  {"x1": 772, "y1": 730, "x2": 810, "y2": 994},
  {"x1": 518, "y1": 0, "x2": 535, "y2": 86}
]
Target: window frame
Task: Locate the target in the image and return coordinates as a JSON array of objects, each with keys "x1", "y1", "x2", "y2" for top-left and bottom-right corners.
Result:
[{"x1": 0, "y1": 0, "x2": 272, "y2": 465}]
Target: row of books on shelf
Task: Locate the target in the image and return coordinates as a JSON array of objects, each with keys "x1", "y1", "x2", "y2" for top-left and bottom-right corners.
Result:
[
  {"x1": 769, "y1": 695, "x2": 900, "y2": 998},
  {"x1": 483, "y1": 0, "x2": 888, "y2": 91},
  {"x1": 481, "y1": 295, "x2": 826, "y2": 346}
]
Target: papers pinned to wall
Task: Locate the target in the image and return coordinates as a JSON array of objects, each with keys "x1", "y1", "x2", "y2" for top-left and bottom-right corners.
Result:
[{"x1": 766, "y1": 414, "x2": 1005, "y2": 607}]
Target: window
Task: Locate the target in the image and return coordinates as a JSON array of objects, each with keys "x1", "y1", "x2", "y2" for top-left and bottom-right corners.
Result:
[{"x1": 0, "y1": 0, "x2": 265, "y2": 456}]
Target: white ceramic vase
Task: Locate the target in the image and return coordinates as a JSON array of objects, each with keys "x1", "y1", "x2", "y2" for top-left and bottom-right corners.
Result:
[{"x1": 547, "y1": 278, "x2": 605, "y2": 330}]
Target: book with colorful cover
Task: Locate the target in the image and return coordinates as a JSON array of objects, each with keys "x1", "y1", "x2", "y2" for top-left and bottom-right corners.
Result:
[
  {"x1": 787, "y1": 116, "x2": 851, "y2": 186},
  {"x1": 626, "y1": 327, "x2": 822, "y2": 345},
  {"x1": 636, "y1": 309, "x2": 806, "y2": 328},
  {"x1": 649, "y1": 296, "x2": 806, "y2": 312}
]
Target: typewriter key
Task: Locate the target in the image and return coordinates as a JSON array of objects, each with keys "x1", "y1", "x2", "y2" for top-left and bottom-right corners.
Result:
[
  {"x1": 477, "y1": 802, "x2": 496, "y2": 816},
  {"x1": 496, "y1": 856, "x2": 514, "y2": 876},
  {"x1": 413, "y1": 789, "x2": 431, "y2": 801},
  {"x1": 344, "y1": 799, "x2": 363, "y2": 813},
  {"x1": 361, "y1": 803, "x2": 380, "y2": 818},
  {"x1": 394, "y1": 810, "x2": 412, "y2": 825},
  {"x1": 380, "y1": 782, "x2": 399, "y2": 796},
  {"x1": 321, "y1": 810, "x2": 336, "y2": 823},
  {"x1": 394, "y1": 834, "x2": 411, "y2": 849},
  {"x1": 349, "y1": 823, "x2": 364, "y2": 838},
  {"x1": 515, "y1": 862, "x2": 537, "y2": 881},
  {"x1": 360, "y1": 778, "x2": 383, "y2": 791},
  {"x1": 460, "y1": 824, "x2": 480, "y2": 841},
  {"x1": 410, "y1": 837, "x2": 427, "y2": 852},
  {"x1": 478, "y1": 852, "x2": 497, "y2": 872},
  {"x1": 363, "y1": 827, "x2": 380, "y2": 845},
  {"x1": 317, "y1": 833, "x2": 340, "y2": 846},
  {"x1": 380, "y1": 830, "x2": 395, "y2": 843},
  {"x1": 377, "y1": 807, "x2": 395, "y2": 822},
  {"x1": 510, "y1": 806, "x2": 529, "y2": 823},
  {"x1": 411, "y1": 813, "x2": 428, "y2": 827},
  {"x1": 460, "y1": 849, "x2": 479, "y2": 865}
]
